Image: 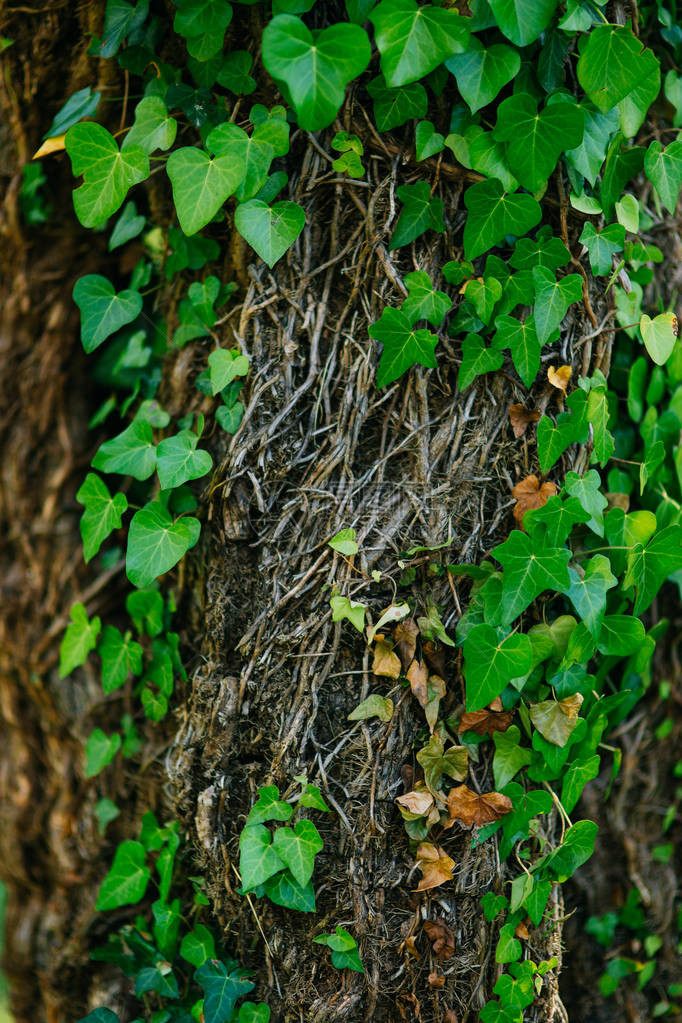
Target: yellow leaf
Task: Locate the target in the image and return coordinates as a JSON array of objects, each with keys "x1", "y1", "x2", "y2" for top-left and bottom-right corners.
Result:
[{"x1": 33, "y1": 135, "x2": 66, "y2": 159}]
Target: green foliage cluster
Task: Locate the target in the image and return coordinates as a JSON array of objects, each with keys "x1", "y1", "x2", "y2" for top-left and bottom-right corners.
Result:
[{"x1": 40, "y1": 0, "x2": 682, "y2": 1017}]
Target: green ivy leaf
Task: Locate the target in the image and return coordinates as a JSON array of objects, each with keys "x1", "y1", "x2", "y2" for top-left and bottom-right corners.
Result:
[
  {"x1": 565, "y1": 104, "x2": 619, "y2": 186},
  {"x1": 239, "y1": 824, "x2": 286, "y2": 889},
  {"x1": 208, "y1": 348, "x2": 250, "y2": 393},
  {"x1": 76, "y1": 472, "x2": 128, "y2": 562},
  {"x1": 216, "y1": 50, "x2": 257, "y2": 94},
  {"x1": 73, "y1": 274, "x2": 142, "y2": 354},
  {"x1": 463, "y1": 178, "x2": 542, "y2": 261},
  {"x1": 492, "y1": 530, "x2": 571, "y2": 623},
  {"x1": 564, "y1": 469, "x2": 607, "y2": 536},
  {"x1": 44, "y1": 86, "x2": 101, "y2": 139},
  {"x1": 510, "y1": 233, "x2": 570, "y2": 272},
  {"x1": 108, "y1": 200, "x2": 145, "y2": 251},
  {"x1": 491, "y1": 314, "x2": 543, "y2": 388},
  {"x1": 126, "y1": 501, "x2": 201, "y2": 588},
  {"x1": 401, "y1": 270, "x2": 451, "y2": 326},
  {"x1": 577, "y1": 25, "x2": 657, "y2": 113},
  {"x1": 263, "y1": 870, "x2": 316, "y2": 912},
  {"x1": 262, "y1": 14, "x2": 371, "y2": 130},
  {"x1": 238, "y1": 1003, "x2": 271, "y2": 1023},
  {"x1": 587, "y1": 385, "x2": 614, "y2": 467},
  {"x1": 579, "y1": 222, "x2": 625, "y2": 276},
  {"x1": 458, "y1": 333, "x2": 504, "y2": 390},
  {"x1": 493, "y1": 725, "x2": 532, "y2": 789},
  {"x1": 59, "y1": 602, "x2": 101, "y2": 678},
  {"x1": 369, "y1": 306, "x2": 439, "y2": 386},
  {"x1": 462, "y1": 623, "x2": 533, "y2": 711},
  {"x1": 370, "y1": 0, "x2": 469, "y2": 88},
  {"x1": 174, "y1": 0, "x2": 233, "y2": 60},
  {"x1": 415, "y1": 119, "x2": 445, "y2": 161},
  {"x1": 234, "y1": 199, "x2": 305, "y2": 268},
  {"x1": 562, "y1": 554, "x2": 617, "y2": 638},
  {"x1": 126, "y1": 587, "x2": 165, "y2": 636},
  {"x1": 329, "y1": 593, "x2": 366, "y2": 631},
  {"x1": 216, "y1": 402, "x2": 244, "y2": 433},
  {"x1": 180, "y1": 924, "x2": 216, "y2": 967},
  {"x1": 65, "y1": 122, "x2": 149, "y2": 228},
  {"x1": 156, "y1": 430, "x2": 213, "y2": 489},
  {"x1": 446, "y1": 39, "x2": 520, "y2": 115},
  {"x1": 367, "y1": 76, "x2": 427, "y2": 131},
  {"x1": 92, "y1": 0, "x2": 149, "y2": 58},
  {"x1": 313, "y1": 927, "x2": 364, "y2": 972},
  {"x1": 494, "y1": 95, "x2": 584, "y2": 193},
  {"x1": 596, "y1": 614, "x2": 645, "y2": 656},
  {"x1": 207, "y1": 122, "x2": 276, "y2": 202},
  {"x1": 86, "y1": 728, "x2": 122, "y2": 777},
  {"x1": 623, "y1": 524, "x2": 682, "y2": 614},
  {"x1": 389, "y1": 180, "x2": 445, "y2": 249},
  {"x1": 532, "y1": 268, "x2": 583, "y2": 344},
  {"x1": 542, "y1": 819, "x2": 597, "y2": 881},
  {"x1": 348, "y1": 693, "x2": 394, "y2": 722},
  {"x1": 92, "y1": 420, "x2": 157, "y2": 480},
  {"x1": 525, "y1": 495, "x2": 590, "y2": 547},
  {"x1": 536, "y1": 389, "x2": 589, "y2": 473},
  {"x1": 166, "y1": 142, "x2": 245, "y2": 236},
  {"x1": 644, "y1": 139, "x2": 682, "y2": 213},
  {"x1": 195, "y1": 960, "x2": 254, "y2": 1023},
  {"x1": 246, "y1": 786, "x2": 294, "y2": 826},
  {"x1": 123, "y1": 96, "x2": 177, "y2": 154},
  {"x1": 489, "y1": 0, "x2": 557, "y2": 46},
  {"x1": 496, "y1": 921, "x2": 522, "y2": 964},
  {"x1": 619, "y1": 45, "x2": 660, "y2": 136},
  {"x1": 271, "y1": 820, "x2": 323, "y2": 887},
  {"x1": 561, "y1": 753, "x2": 600, "y2": 814},
  {"x1": 98, "y1": 625, "x2": 143, "y2": 693},
  {"x1": 96, "y1": 840, "x2": 150, "y2": 910}
]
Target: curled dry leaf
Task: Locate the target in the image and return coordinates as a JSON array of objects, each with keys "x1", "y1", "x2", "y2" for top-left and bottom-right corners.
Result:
[
  {"x1": 509, "y1": 403, "x2": 541, "y2": 439},
  {"x1": 425, "y1": 673, "x2": 446, "y2": 733},
  {"x1": 407, "y1": 657, "x2": 429, "y2": 708},
  {"x1": 512, "y1": 474, "x2": 557, "y2": 528},
  {"x1": 459, "y1": 706, "x2": 513, "y2": 736},
  {"x1": 423, "y1": 919, "x2": 455, "y2": 961},
  {"x1": 447, "y1": 785, "x2": 512, "y2": 828},
  {"x1": 401, "y1": 935, "x2": 420, "y2": 958},
  {"x1": 428, "y1": 971, "x2": 445, "y2": 989},
  {"x1": 423, "y1": 639, "x2": 447, "y2": 677},
  {"x1": 397, "y1": 993, "x2": 422, "y2": 1021},
  {"x1": 444, "y1": 1011, "x2": 459, "y2": 1023},
  {"x1": 33, "y1": 134, "x2": 67, "y2": 159},
  {"x1": 415, "y1": 842, "x2": 455, "y2": 891},
  {"x1": 529, "y1": 692, "x2": 583, "y2": 747},
  {"x1": 548, "y1": 364, "x2": 571, "y2": 392},
  {"x1": 372, "y1": 635, "x2": 402, "y2": 678},
  {"x1": 515, "y1": 919, "x2": 531, "y2": 941},
  {"x1": 396, "y1": 787, "x2": 435, "y2": 818},
  {"x1": 394, "y1": 618, "x2": 419, "y2": 671}
]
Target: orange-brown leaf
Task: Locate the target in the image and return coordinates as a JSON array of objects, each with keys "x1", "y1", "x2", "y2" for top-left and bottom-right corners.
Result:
[
  {"x1": 512, "y1": 474, "x2": 557, "y2": 528},
  {"x1": 415, "y1": 842, "x2": 455, "y2": 891},
  {"x1": 428, "y1": 971, "x2": 445, "y2": 989},
  {"x1": 423, "y1": 919, "x2": 455, "y2": 961},
  {"x1": 459, "y1": 707, "x2": 513, "y2": 736},
  {"x1": 423, "y1": 640, "x2": 447, "y2": 677},
  {"x1": 515, "y1": 919, "x2": 531, "y2": 941},
  {"x1": 444, "y1": 1011, "x2": 459, "y2": 1023},
  {"x1": 509, "y1": 403, "x2": 541, "y2": 438},
  {"x1": 407, "y1": 657, "x2": 429, "y2": 709},
  {"x1": 548, "y1": 364, "x2": 571, "y2": 391},
  {"x1": 372, "y1": 636, "x2": 402, "y2": 678},
  {"x1": 393, "y1": 618, "x2": 419, "y2": 671},
  {"x1": 447, "y1": 785, "x2": 512, "y2": 828},
  {"x1": 396, "y1": 788, "x2": 435, "y2": 818}
]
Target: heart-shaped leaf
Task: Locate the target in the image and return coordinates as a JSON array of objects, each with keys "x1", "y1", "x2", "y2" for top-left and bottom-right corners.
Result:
[
  {"x1": 532, "y1": 267, "x2": 583, "y2": 344},
  {"x1": 126, "y1": 501, "x2": 201, "y2": 588},
  {"x1": 77, "y1": 472, "x2": 128, "y2": 562},
  {"x1": 489, "y1": 0, "x2": 557, "y2": 46},
  {"x1": 156, "y1": 430, "x2": 213, "y2": 489},
  {"x1": 65, "y1": 122, "x2": 149, "y2": 228},
  {"x1": 92, "y1": 420, "x2": 157, "y2": 480},
  {"x1": 86, "y1": 728, "x2": 122, "y2": 777},
  {"x1": 96, "y1": 840, "x2": 150, "y2": 910},
  {"x1": 234, "y1": 199, "x2": 305, "y2": 267},
  {"x1": 463, "y1": 178, "x2": 542, "y2": 260},
  {"x1": 272, "y1": 820, "x2": 323, "y2": 887},
  {"x1": 369, "y1": 306, "x2": 439, "y2": 387},
  {"x1": 122, "y1": 96, "x2": 177, "y2": 154},
  {"x1": 494, "y1": 95, "x2": 585, "y2": 192},
  {"x1": 579, "y1": 222, "x2": 625, "y2": 276},
  {"x1": 166, "y1": 143, "x2": 245, "y2": 236},
  {"x1": 446, "y1": 38, "x2": 520, "y2": 114},
  {"x1": 577, "y1": 25, "x2": 657, "y2": 113},
  {"x1": 262, "y1": 14, "x2": 371, "y2": 130},
  {"x1": 98, "y1": 625, "x2": 143, "y2": 693},
  {"x1": 458, "y1": 333, "x2": 504, "y2": 390},
  {"x1": 73, "y1": 274, "x2": 142, "y2": 353},
  {"x1": 370, "y1": 0, "x2": 469, "y2": 87},
  {"x1": 239, "y1": 824, "x2": 286, "y2": 890},
  {"x1": 463, "y1": 623, "x2": 533, "y2": 711},
  {"x1": 208, "y1": 122, "x2": 276, "y2": 202},
  {"x1": 640, "y1": 312, "x2": 678, "y2": 365},
  {"x1": 644, "y1": 139, "x2": 682, "y2": 214},
  {"x1": 208, "y1": 348, "x2": 250, "y2": 393}
]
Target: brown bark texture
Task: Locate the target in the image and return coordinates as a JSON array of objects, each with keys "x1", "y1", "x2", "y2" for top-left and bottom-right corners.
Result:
[{"x1": 0, "y1": 3, "x2": 680, "y2": 1023}]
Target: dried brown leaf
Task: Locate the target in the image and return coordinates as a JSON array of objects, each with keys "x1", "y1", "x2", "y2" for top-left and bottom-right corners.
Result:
[
  {"x1": 548, "y1": 364, "x2": 571, "y2": 391},
  {"x1": 423, "y1": 919, "x2": 455, "y2": 961},
  {"x1": 402, "y1": 935, "x2": 420, "y2": 958},
  {"x1": 415, "y1": 842, "x2": 455, "y2": 891},
  {"x1": 407, "y1": 657, "x2": 429, "y2": 708},
  {"x1": 396, "y1": 788, "x2": 435, "y2": 817},
  {"x1": 423, "y1": 639, "x2": 447, "y2": 677},
  {"x1": 447, "y1": 785, "x2": 512, "y2": 828},
  {"x1": 397, "y1": 993, "x2": 422, "y2": 1021},
  {"x1": 425, "y1": 673, "x2": 446, "y2": 733},
  {"x1": 512, "y1": 474, "x2": 557, "y2": 528},
  {"x1": 372, "y1": 636, "x2": 402, "y2": 678},
  {"x1": 509, "y1": 403, "x2": 541, "y2": 438},
  {"x1": 428, "y1": 971, "x2": 445, "y2": 989},
  {"x1": 444, "y1": 1011, "x2": 459, "y2": 1023},
  {"x1": 515, "y1": 919, "x2": 531, "y2": 940},
  {"x1": 459, "y1": 707, "x2": 513, "y2": 736},
  {"x1": 394, "y1": 618, "x2": 419, "y2": 670}
]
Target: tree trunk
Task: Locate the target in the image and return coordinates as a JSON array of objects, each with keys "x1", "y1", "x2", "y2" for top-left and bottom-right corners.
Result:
[{"x1": 0, "y1": 4, "x2": 679, "y2": 1023}]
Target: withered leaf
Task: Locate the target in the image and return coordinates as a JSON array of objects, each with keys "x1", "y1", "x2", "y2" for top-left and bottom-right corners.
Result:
[
  {"x1": 397, "y1": 993, "x2": 422, "y2": 1021},
  {"x1": 401, "y1": 935, "x2": 420, "y2": 958},
  {"x1": 425, "y1": 673, "x2": 446, "y2": 733},
  {"x1": 396, "y1": 787, "x2": 435, "y2": 818},
  {"x1": 372, "y1": 635, "x2": 402, "y2": 679},
  {"x1": 415, "y1": 842, "x2": 455, "y2": 891},
  {"x1": 509, "y1": 403, "x2": 541, "y2": 439},
  {"x1": 417, "y1": 732, "x2": 468, "y2": 794},
  {"x1": 407, "y1": 657, "x2": 429, "y2": 708},
  {"x1": 514, "y1": 919, "x2": 530, "y2": 940},
  {"x1": 529, "y1": 692, "x2": 583, "y2": 747},
  {"x1": 447, "y1": 785, "x2": 512, "y2": 828},
  {"x1": 348, "y1": 693, "x2": 394, "y2": 723},
  {"x1": 459, "y1": 707, "x2": 513, "y2": 736},
  {"x1": 423, "y1": 919, "x2": 455, "y2": 962},
  {"x1": 423, "y1": 640, "x2": 447, "y2": 677},
  {"x1": 512, "y1": 474, "x2": 557, "y2": 528},
  {"x1": 428, "y1": 971, "x2": 445, "y2": 989},
  {"x1": 394, "y1": 618, "x2": 419, "y2": 671},
  {"x1": 548, "y1": 364, "x2": 571, "y2": 392},
  {"x1": 444, "y1": 1011, "x2": 459, "y2": 1023}
]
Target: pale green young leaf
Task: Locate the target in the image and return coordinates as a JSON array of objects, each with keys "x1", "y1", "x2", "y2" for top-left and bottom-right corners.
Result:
[
  {"x1": 73, "y1": 274, "x2": 142, "y2": 353},
  {"x1": 532, "y1": 267, "x2": 583, "y2": 344},
  {"x1": 494, "y1": 95, "x2": 585, "y2": 192},
  {"x1": 596, "y1": 614, "x2": 645, "y2": 655},
  {"x1": 579, "y1": 222, "x2": 625, "y2": 276},
  {"x1": 562, "y1": 555, "x2": 617, "y2": 638},
  {"x1": 644, "y1": 140, "x2": 682, "y2": 214},
  {"x1": 66, "y1": 122, "x2": 149, "y2": 228},
  {"x1": 216, "y1": 402, "x2": 244, "y2": 433},
  {"x1": 246, "y1": 786, "x2": 293, "y2": 826},
  {"x1": 92, "y1": 420, "x2": 157, "y2": 480},
  {"x1": 156, "y1": 431, "x2": 213, "y2": 489},
  {"x1": 313, "y1": 927, "x2": 364, "y2": 972},
  {"x1": 489, "y1": 0, "x2": 557, "y2": 46},
  {"x1": 208, "y1": 348, "x2": 250, "y2": 393},
  {"x1": 126, "y1": 501, "x2": 201, "y2": 588},
  {"x1": 457, "y1": 333, "x2": 503, "y2": 390},
  {"x1": 615, "y1": 193, "x2": 639, "y2": 233},
  {"x1": 180, "y1": 924, "x2": 216, "y2": 967},
  {"x1": 462, "y1": 623, "x2": 533, "y2": 711},
  {"x1": 234, "y1": 199, "x2": 305, "y2": 268},
  {"x1": 76, "y1": 472, "x2": 128, "y2": 562},
  {"x1": 98, "y1": 624, "x2": 143, "y2": 692},
  {"x1": 328, "y1": 528, "x2": 359, "y2": 556},
  {"x1": 96, "y1": 840, "x2": 151, "y2": 910},
  {"x1": 389, "y1": 180, "x2": 445, "y2": 249},
  {"x1": 239, "y1": 824, "x2": 286, "y2": 890},
  {"x1": 640, "y1": 312, "x2": 678, "y2": 366},
  {"x1": 166, "y1": 145, "x2": 245, "y2": 236},
  {"x1": 348, "y1": 694, "x2": 394, "y2": 722},
  {"x1": 369, "y1": 307, "x2": 439, "y2": 387},
  {"x1": 462, "y1": 178, "x2": 542, "y2": 261},
  {"x1": 108, "y1": 201, "x2": 145, "y2": 251},
  {"x1": 262, "y1": 15, "x2": 371, "y2": 130},
  {"x1": 329, "y1": 594, "x2": 366, "y2": 632},
  {"x1": 59, "y1": 602, "x2": 101, "y2": 678},
  {"x1": 272, "y1": 820, "x2": 323, "y2": 887},
  {"x1": 493, "y1": 725, "x2": 531, "y2": 789},
  {"x1": 122, "y1": 96, "x2": 177, "y2": 154},
  {"x1": 370, "y1": 0, "x2": 469, "y2": 88},
  {"x1": 446, "y1": 38, "x2": 520, "y2": 114},
  {"x1": 86, "y1": 728, "x2": 122, "y2": 777}
]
